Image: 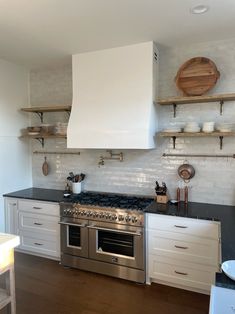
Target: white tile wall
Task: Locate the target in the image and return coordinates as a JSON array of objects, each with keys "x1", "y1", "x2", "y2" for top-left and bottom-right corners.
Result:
[{"x1": 31, "y1": 38, "x2": 235, "y2": 205}]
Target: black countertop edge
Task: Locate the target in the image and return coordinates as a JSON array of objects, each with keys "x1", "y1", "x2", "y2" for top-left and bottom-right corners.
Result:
[
  {"x1": 3, "y1": 187, "x2": 66, "y2": 203},
  {"x1": 3, "y1": 188, "x2": 235, "y2": 290}
]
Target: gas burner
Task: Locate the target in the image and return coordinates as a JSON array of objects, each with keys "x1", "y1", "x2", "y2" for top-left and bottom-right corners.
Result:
[
  {"x1": 61, "y1": 192, "x2": 154, "y2": 227},
  {"x1": 67, "y1": 192, "x2": 153, "y2": 211}
]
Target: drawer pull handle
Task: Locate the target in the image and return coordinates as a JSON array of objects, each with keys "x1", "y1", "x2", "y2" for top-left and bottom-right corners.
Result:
[
  {"x1": 175, "y1": 270, "x2": 188, "y2": 276},
  {"x1": 33, "y1": 207, "x2": 42, "y2": 210},
  {"x1": 34, "y1": 242, "x2": 43, "y2": 246},
  {"x1": 175, "y1": 245, "x2": 188, "y2": 250},
  {"x1": 174, "y1": 225, "x2": 188, "y2": 229},
  {"x1": 34, "y1": 222, "x2": 43, "y2": 226}
]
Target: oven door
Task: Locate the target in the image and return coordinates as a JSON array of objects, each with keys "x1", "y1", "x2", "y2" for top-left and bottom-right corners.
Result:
[
  {"x1": 59, "y1": 217, "x2": 88, "y2": 258},
  {"x1": 88, "y1": 221, "x2": 144, "y2": 269}
]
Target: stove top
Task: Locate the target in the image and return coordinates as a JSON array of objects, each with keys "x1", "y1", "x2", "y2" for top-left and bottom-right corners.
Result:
[{"x1": 63, "y1": 191, "x2": 153, "y2": 211}]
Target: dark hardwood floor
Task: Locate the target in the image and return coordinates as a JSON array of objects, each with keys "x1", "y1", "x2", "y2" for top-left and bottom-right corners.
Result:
[{"x1": 8, "y1": 252, "x2": 209, "y2": 314}]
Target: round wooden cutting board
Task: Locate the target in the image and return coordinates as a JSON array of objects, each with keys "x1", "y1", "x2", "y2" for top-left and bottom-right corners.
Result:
[{"x1": 175, "y1": 57, "x2": 220, "y2": 96}]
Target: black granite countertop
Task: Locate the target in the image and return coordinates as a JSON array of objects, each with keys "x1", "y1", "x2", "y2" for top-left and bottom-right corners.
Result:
[
  {"x1": 3, "y1": 187, "x2": 66, "y2": 203},
  {"x1": 145, "y1": 201, "x2": 235, "y2": 290},
  {"x1": 3, "y1": 188, "x2": 235, "y2": 290}
]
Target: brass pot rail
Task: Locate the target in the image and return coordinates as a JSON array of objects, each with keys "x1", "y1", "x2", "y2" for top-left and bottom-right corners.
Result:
[
  {"x1": 33, "y1": 150, "x2": 80, "y2": 155},
  {"x1": 162, "y1": 153, "x2": 235, "y2": 158}
]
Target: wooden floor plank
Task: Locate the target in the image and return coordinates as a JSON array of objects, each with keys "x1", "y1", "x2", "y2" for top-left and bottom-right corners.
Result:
[{"x1": 12, "y1": 252, "x2": 209, "y2": 314}]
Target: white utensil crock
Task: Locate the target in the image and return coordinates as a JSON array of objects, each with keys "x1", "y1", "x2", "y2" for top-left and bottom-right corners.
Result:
[{"x1": 72, "y1": 182, "x2": 82, "y2": 194}]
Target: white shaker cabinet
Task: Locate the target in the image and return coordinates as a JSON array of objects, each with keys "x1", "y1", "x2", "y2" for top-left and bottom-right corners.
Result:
[
  {"x1": 4, "y1": 197, "x2": 60, "y2": 260},
  {"x1": 146, "y1": 214, "x2": 221, "y2": 294}
]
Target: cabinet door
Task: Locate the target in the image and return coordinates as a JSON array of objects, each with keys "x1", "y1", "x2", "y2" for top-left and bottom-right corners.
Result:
[{"x1": 4, "y1": 197, "x2": 18, "y2": 235}]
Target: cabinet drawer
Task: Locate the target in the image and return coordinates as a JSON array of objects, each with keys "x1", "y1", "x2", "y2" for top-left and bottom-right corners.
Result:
[
  {"x1": 18, "y1": 199, "x2": 59, "y2": 216},
  {"x1": 147, "y1": 214, "x2": 219, "y2": 239},
  {"x1": 149, "y1": 255, "x2": 217, "y2": 292},
  {"x1": 18, "y1": 231, "x2": 60, "y2": 258},
  {"x1": 148, "y1": 229, "x2": 219, "y2": 266},
  {"x1": 18, "y1": 212, "x2": 59, "y2": 234}
]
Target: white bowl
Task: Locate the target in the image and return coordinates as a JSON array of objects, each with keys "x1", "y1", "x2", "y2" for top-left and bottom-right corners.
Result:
[
  {"x1": 221, "y1": 260, "x2": 235, "y2": 281},
  {"x1": 184, "y1": 127, "x2": 201, "y2": 133},
  {"x1": 217, "y1": 128, "x2": 232, "y2": 133},
  {"x1": 163, "y1": 128, "x2": 181, "y2": 133},
  {"x1": 203, "y1": 121, "x2": 215, "y2": 126}
]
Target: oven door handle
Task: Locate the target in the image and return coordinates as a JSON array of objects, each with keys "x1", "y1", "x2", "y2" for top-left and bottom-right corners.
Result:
[
  {"x1": 87, "y1": 225, "x2": 142, "y2": 236},
  {"x1": 58, "y1": 221, "x2": 87, "y2": 228}
]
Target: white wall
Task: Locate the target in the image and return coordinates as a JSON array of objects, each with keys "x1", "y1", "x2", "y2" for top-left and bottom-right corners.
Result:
[
  {"x1": 0, "y1": 60, "x2": 32, "y2": 232},
  {"x1": 31, "y1": 38, "x2": 235, "y2": 205}
]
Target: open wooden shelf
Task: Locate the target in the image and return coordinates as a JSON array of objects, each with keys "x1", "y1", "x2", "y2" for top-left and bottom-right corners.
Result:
[
  {"x1": 158, "y1": 131, "x2": 235, "y2": 137},
  {"x1": 21, "y1": 105, "x2": 71, "y2": 113},
  {"x1": 21, "y1": 105, "x2": 71, "y2": 122},
  {"x1": 157, "y1": 93, "x2": 235, "y2": 117},
  {"x1": 20, "y1": 134, "x2": 67, "y2": 148},
  {"x1": 158, "y1": 131, "x2": 235, "y2": 150}
]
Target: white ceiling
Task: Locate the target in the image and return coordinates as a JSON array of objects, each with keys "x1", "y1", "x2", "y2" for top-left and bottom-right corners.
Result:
[{"x1": 0, "y1": 0, "x2": 235, "y2": 69}]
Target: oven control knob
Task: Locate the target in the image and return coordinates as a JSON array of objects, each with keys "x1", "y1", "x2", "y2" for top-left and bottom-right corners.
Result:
[
  {"x1": 86, "y1": 211, "x2": 91, "y2": 217},
  {"x1": 99, "y1": 212, "x2": 104, "y2": 218},
  {"x1": 105, "y1": 214, "x2": 109, "y2": 219},
  {"x1": 118, "y1": 215, "x2": 124, "y2": 221},
  {"x1": 125, "y1": 216, "x2": 131, "y2": 222},
  {"x1": 132, "y1": 217, "x2": 138, "y2": 223},
  {"x1": 81, "y1": 210, "x2": 86, "y2": 216},
  {"x1": 111, "y1": 215, "x2": 117, "y2": 220},
  {"x1": 93, "y1": 212, "x2": 97, "y2": 218}
]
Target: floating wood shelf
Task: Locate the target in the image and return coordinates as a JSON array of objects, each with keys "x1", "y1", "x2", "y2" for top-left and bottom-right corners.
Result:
[
  {"x1": 20, "y1": 134, "x2": 67, "y2": 148},
  {"x1": 158, "y1": 131, "x2": 235, "y2": 150},
  {"x1": 157, "y1": 93, "x2": 235, "y2": 117},
  {"x1": 21, "y1": 105, "x2": 72, "y2": 122}
]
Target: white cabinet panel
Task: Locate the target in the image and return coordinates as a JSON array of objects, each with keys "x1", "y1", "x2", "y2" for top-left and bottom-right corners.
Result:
[
  {"x1": 4, "y1": 198, "x2": 18, "y2": 235},
  {"x1": 18, "y1": 212, "x2": 59, "y2": 234},
  {"x1": 148, "y1": 229, "x2": 219, "y2": 266},
  {"x1": 18, "y1": 199, "x2": 59, "y2": 216},
  {"x1": 147, "y1": 214, "x2": 219, "y2": 239},
  {"x1": 19, "y1": 230, "x2": 59, "y2": 258},
  {"x1": 149, "y1": 255, "x2": 217, "y2": 292}
]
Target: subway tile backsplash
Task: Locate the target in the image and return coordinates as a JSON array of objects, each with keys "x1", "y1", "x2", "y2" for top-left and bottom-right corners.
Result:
[{"x1": 31, "y1": 39, "x2": 235, "y2": 205}]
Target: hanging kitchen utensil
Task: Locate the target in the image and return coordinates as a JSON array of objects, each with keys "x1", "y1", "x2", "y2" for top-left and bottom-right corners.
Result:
[
  {"x1": 178, "y1": 160, "x2": 195, "y2": 183},
  {"x1": 42, "y1": 156, "x2": 49, "y2": 176}
]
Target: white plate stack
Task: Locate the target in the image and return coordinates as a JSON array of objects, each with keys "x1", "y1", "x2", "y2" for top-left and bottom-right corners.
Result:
[
  {"x1": 163, "y1": 127, "x2": 182, "y2": 133},
  {"x1": 184, "y1": 122, "x2": 200, "y2": 133},
  {"x1": 53, "y1": 122, "x2": 68, "y2": 135},
  {"x1": 216, "y1": 123, "x2": 232, "y2": 133},
  {"x1": 202, "y1": 122, "x2": 215, "y2": 133}
]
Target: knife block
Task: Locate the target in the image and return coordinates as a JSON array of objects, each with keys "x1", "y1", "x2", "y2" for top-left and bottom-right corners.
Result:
[{"x1": 156, "y1": 195, "x2": 168, "y2": 204}]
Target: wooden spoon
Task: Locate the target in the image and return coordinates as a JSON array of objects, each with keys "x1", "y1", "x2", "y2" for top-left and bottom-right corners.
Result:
[{"x1": 42, "y1": 156, "x2": 49, "y2": 176}]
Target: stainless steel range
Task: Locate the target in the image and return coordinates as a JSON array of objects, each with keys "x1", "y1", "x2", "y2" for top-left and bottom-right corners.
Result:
[{"x1": 59, "y1": 192, "x2": 153, "y2": 283}]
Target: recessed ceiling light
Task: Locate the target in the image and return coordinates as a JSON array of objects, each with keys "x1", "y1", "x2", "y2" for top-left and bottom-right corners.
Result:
[{"x1": 191, "y1": 4, "x2": 209, "y2": 14}]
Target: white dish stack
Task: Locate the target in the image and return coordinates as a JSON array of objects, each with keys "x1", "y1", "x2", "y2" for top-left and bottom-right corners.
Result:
[
  {"x1": 202, "y1": 122, "x2": 215, "y2": 133},
  {"x1": 53, "y1": 122, "x2": 68, "y2": 135},
  {"x1": 184, "y1": 122, "x2": 200, "y2": 133},
  {"x1": 216, "y1": 123, "x2": 232, "y2": 133}
]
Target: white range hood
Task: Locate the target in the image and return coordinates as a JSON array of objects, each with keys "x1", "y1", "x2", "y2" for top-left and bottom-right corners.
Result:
[{"x1": 67, "y1": 41, "x2": 158, "y2": 149}]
